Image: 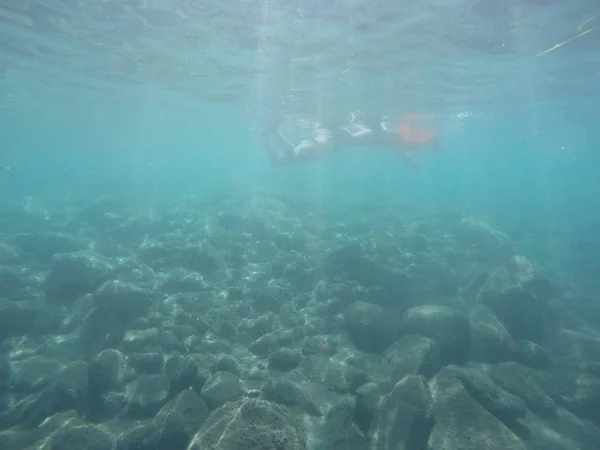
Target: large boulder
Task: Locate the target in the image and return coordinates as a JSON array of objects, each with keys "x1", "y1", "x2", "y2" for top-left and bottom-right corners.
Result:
[{"x1": 476, "y1": 255, "x2": 559, "y2": 343}]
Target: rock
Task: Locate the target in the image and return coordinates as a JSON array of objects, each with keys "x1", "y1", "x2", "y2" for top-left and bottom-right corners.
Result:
[
  {"x1": 79, "y1": 307, "x2": 113, "y2": 354},
  {"x1": 127, "y1": 353, "x2": 163, "y2": 375},
  {"x1": 211, "y1": 355, "x2": 241, "y2": 377},
  {"x1": 121, "y1": 329, "x2": 185, "y2": 354},
  {"x1": 0, "y1": 299, "x2": 39, "y2": 341},
  {"x1": 116, "y1": 414, "x2": 187, "y2": 450},
  {"x1": 122, "y1": 375, "x2": 170, "y2": 419},
  {"x1": 116, "y1": 390, "x2": 209, "y2": 450},
  {"x1": 28, "y1": 302, "x2": 65, "y2": 337},
  {"x1": 456, "y1": 218, "x2": 514, "y2": 264},
  {"x1": 428, "y1": 373, "x2": 526, "y2": 450},
  {"x1": 318, "y1": 398, "x2": 368, "y2": 450},
  {"x1": 57, "y1": 361, "x2": 89, "y2": 414},
  {"x1": 163, "y1": 355, "x2": 200, "y2": 397},
  {"x1": 181, "y1": 240, "x2": 229, "y2": 279},
  {"x1": 137, "y1": 239, "x2": 173, "y2": 264},
  {"x1": 302, "y1": 354, "x2": 366, "y2": 395},
  {"x1": 476, "y1": 255, "x2": 558, "y2": 343},
  {"x1": 76, "y1": 197, "x2": 129, "y2": 227},
  {"x1": 268, "y1": 349, "x2": 302, "y2": 372},
  {"x1": 402, "y1": 305, "x2": 470, "y2": 364},
  {"x1": 249, "y1": 334, "x2": 278, "y2": 357},
  {"x1": 0, "y1": 242, "x2": 19, "y2": 264},
  {"x1": 510, "y1": 340, "x2": 553, "y2": 370},
  {"x1": 0, "y1": 381, "x2": 63, "y2": 429},
  {"x1": 403, "y1": 232, "x2": 430, "y2": 254},
  {"x1": 548, "y1": 328, "x2": 600, "y2": 372},
  {"x1": 345, "y1": 365, "x2": 370, "y2": 394},
  {"x1": 242, "y1": 312, "x2": 281, "y2": 339},
  {"x1": 382, "y1": 334, "x2": 441, "y2": 384},
  {"x1": 0, "y1": 267, "x2": 26, "y2": 297},
  {"x1": 79, "y1": 282, "x2": 154, "y2": 353},
  {"x1": 251, "y1": 239, "x2": 279, "y2": 263},
  {"x1": 89, "y1": 349, "x2": 128, "y2": 396},
  {"x1": 260, "y1": 378, "x2": 322, "y2": 416},
  {"x1": 40, "y1": 424, "x2": 115, "y2": 450},
  {"x1": 200, "y1": 371, "x2": 241, "y2": 410},
  {"x1": 469, "y1": 304, "x2": 514, "y2": 363},
  {"x1": 250, "y1": 281, "x2": 293, "y2": 314},
  {"x1": 344, "y1": 301, "x2": 400, "y2": 354},
  {"x1": 440, "y1": 365, "x2": 527, "y2": 426},
  {"x1": 302, "y1": 335, "x2": 339, "y2": 357},
  {"x1": 216, "y1": 212, "x2": 270, "y2": 236},
  {"x1": 0, "y1": 410, "x2": 83, "y2": 450},
  {"x1": 62, "y1": 294, "x2": 95, "y2": 334},
  {"x1": 521, "y1": 406, "x2": 600, "y2": 450},
  {"x1": 91, "y1": 391, "x2": 127, "y2": 422},
  {"x1": 355, "y1": 382, "x2": 383, "y2": 434},
  {"x1": 161, "y1": 268, "x2": 208, "y2": 294},
  {"x1": 187, "y1": 398, "x2": 306, "y2": 450},
  {"x1": 43, "y1": 251, "x2": 114, "y2": 303},
  {"x1": 158, "y1": 389, "x2": 209, "y2": 436},
  {"x1": 12, "y1": 232, "x2": 86, "y2": 264},
  {"x1": 369, "y1": 375, "x2": 432, "y2": 450},
  {"x1": 489, "y1": 362, "x2": 557, "y2": 419},
  {"x1": 555, "y1": 372, "x2": 600, "y2": 424},
  {"x1": 11, "y1": 356, "x2": 63, "y2": 392},
  {"x1": 0, "y1": 349, "x2": 9, "y2": 411},
  {"x1": 94, "y1": 280, "x2": 153, "y2": 321},
  {"x1": 216, "y1": 320, "x2": 238, "y2": 339},
  {"x1": 326, "y1": 244, "x2": 411, "y2": 307}
]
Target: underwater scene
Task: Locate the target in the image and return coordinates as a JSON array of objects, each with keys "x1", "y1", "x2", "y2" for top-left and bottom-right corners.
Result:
[{"x1": 1, "y1": 1, "x2": 600, "y2": 449}]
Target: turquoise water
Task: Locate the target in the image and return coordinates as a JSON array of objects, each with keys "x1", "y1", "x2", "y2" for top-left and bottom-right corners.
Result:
[
  {"x1": 1, "y1": 2, "x2": 598, "y2": 211},
  {"x1": 1, "y1": 1, "x2": 600, "y2": 449}
]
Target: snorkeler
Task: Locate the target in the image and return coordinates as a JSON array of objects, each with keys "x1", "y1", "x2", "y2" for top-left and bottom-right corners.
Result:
[{"x1": 262, "y1": 111, "x2": 438, "y2": 169}]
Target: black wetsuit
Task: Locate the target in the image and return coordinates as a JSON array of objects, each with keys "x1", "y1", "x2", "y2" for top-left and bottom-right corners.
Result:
[{"x1": 262, "y1": 114, "x2": 397, "y2": 166}]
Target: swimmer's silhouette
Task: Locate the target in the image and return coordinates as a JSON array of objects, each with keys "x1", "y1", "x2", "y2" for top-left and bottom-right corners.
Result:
[{"x1": 261, "y1": 111, "x2": 438, "y2": 169}]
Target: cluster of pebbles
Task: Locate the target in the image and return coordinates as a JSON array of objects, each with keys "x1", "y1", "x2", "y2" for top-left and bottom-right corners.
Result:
[{"x1": 0, "y1": 195, "x2": 599, "y2": 450}]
